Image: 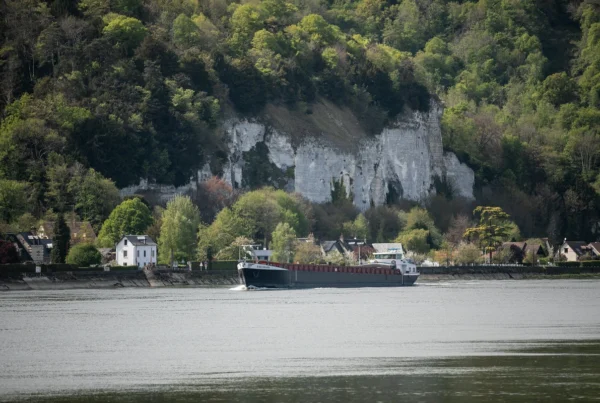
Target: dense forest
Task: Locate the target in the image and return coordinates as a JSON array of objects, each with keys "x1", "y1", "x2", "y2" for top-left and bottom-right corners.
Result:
[{"x1": 0, "y1": 0, "x2": 599, "y2": 244}]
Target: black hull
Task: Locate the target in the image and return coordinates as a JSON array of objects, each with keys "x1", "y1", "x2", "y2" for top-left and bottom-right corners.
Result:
[{"x1": 240, "y1": 266, "x2": 419, "y2": 289}]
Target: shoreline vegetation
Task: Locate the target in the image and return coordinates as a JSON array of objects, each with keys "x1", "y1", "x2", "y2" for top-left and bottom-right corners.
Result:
[
  {"x1": 2, "y1": 266, "x2": 600, "y2": 291},
  {"x1": 1, "y1": 1, "x2": 600, "y2": 271}
]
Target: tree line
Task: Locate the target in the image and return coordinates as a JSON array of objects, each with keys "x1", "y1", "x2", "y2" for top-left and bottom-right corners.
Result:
[{"x1": 0, "y1": 0, "x2": 599, "y2": 244}]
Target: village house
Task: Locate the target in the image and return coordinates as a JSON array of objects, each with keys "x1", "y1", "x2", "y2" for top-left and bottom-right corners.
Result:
[
  {"x1": 115, "y1": 235, "x2": 157, "y2": 268},
  {"x1": 15, "y1": 232, "x2": 53, "y2": 263},
  {"x1": 557, "y1": 240, "x2": 589, "y2": 262},
  {"x1": 588, "y1": 243, "x2": 600, "y2": 257},
  {"x1": 320, "y1": 236, "x2": 375, "y2": 263},
  {"x1": 500, "y1": 242, "x2": 547, "y2": 264},
  {"x1": 38, "y1": 220, "x2": 97, "y2": 245}
]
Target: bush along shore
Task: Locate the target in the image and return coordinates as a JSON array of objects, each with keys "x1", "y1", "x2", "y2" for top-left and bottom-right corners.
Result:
[{"x1": 1, "y1": 265, "x2": 600, "y2": 291}]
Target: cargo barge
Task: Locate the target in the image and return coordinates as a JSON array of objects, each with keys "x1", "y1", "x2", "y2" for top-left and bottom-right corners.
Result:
[{"x1": 238, "y1": 251, "x2": 419, "y2": 288}]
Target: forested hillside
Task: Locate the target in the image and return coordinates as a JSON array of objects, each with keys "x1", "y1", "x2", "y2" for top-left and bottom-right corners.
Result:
[{"x1": 0, "y1": 0, "x2": 599, "y2": 242}]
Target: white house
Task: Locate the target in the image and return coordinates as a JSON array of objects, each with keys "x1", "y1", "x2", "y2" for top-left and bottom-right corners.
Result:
[
  {"x1": 557, "y1": 240, "x2": 587, "y2": 262},
  {"x1": 116, "y1": 235, "x2": 157, "y2": 268}
]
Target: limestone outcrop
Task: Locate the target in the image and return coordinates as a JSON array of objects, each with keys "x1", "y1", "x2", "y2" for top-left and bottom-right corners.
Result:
[{"x1": 121, "y1": 100, "x2": 474, "y2": 209}]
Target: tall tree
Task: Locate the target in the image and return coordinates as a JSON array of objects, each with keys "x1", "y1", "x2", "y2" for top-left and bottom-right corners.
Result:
[
  {"x1": 463, "y1": 206, "x2": 513, "y2": 263},
  {"x1": 271, "y1": 222, "x2": 296, "y2": 262},
  {"x1": 50, "y1": 213, "x2": 70, "y2": 263},
  {"x1": 158, "y1": 195, "x2": 200, "y2": 266},
  {"x1": 97, "y1": 197, "x2": 153, "y2": 247}
]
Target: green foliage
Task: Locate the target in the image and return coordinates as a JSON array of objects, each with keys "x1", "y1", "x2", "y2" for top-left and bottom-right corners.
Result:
[
  {"x1": 0, "y1": 0, "x2": 599, "y2": 243},
  {"x1": 294, "y1": 241, "x2": 323, "y2": 264},
  {"x1": 395, "y1": 228, "x2": 430, "y2": 254},
  {"x1": 271, "y1": 222, "x2": 296, "y2": 262},
  {"x1": 454, "y1": 243, "x2": 482, "y2": 265},
  {"x1": 331, "y1": 179, "x2": 352, "y2": 205},
  {"x1": 464, "y1": 206, "x2": 514, "y2": 259},
  {"x1": 0, "y1": 180, "x2": 29, "y2": 223},
  {"x1": 159, "y1": 195, "x2": 200, "y2": 265},
  {"x1": 97, "y1": 198, "x2": 153, "y2": 247},
  {"x1": 50, "y1": 214, "x2": 70, "y2": 264},
  {"x1": 102, "y1": 13, "x2": 147, "y2": 51},
  {"x1": 197, "y1": 188, "x2": 309, "y2": 259},
  {"x1": 70, "y1": 168, "x2": 121, "y2": 231},
  {"x1": 214, "y1": 236, "x2": 254, "y2": 260},
  {"x1": 66, "y1": 243, "x2": 102, "y2": 267},
  {"x1": 342, "y1": 214, "x2": 369, "y2": 240},
  {"x1": 395, "y1": 207, "x2": 442, "y2": 252},
  {"x1": 326, "y1": 250, "x2": 350, "y2": 266}
]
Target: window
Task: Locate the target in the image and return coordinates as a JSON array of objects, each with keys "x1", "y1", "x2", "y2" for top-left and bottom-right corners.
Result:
[
  {"x1": 564, "y1": 248, "x2": 568, "y2": 253},
  {"x1": 144, "y1": 250, "x2": 146, "y2": 257},
  {"x1": 124, "y1": 239, "x2": 128, "y2": 246},
  {"x1": 124, "y1": 250, "x2": 128, "y2": 258},
  {"x1": 151, "y1": 249, "x2": 155, "y2": 257}
]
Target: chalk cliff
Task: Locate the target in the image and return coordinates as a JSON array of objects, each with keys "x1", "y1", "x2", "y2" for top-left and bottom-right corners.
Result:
[{"x1": 121, "y1": 100, "x2": 474, "y2": 209}]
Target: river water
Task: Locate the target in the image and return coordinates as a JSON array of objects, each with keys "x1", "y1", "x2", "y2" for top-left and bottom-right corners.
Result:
[{"x1": 1, "y1": 280, "x2": 600, "y2": 402}]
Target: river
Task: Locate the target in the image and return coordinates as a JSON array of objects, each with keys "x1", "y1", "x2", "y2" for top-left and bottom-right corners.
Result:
[{"x1": 1, "y1": 280, "x2": 600, "y2": 402}]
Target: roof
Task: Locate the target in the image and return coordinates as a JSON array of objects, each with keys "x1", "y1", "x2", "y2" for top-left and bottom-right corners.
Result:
[
  {"x1": 321, "y1": 240, "x2": 348, "y2": 254},
  {"x1": 564, "y1": 241, "x2": 588, "y2": 256},
  {"x1": 122, "y1": 235, "x2": 156, "y2": 246},
  {"x1": 588, "y1": 242, "x2": 600, "y2": 255},
  {"x1": 524, "y1": 243, "x2": 544, "y2": 255},
  {"x1": 39, "y1": 221, "x2": 97, "y2": 243},
  {"x1": 17, "y1": 232, "x2": 53, "y2": 247}
]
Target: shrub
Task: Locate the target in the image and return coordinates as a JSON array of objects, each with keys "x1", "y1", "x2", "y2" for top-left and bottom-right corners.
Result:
[
  {"x1": 538, "y1": 257, "x2": 549, "y2": 266},
  {"x1": 581, "y1": 261, "x2": 600, "y2": 268},
  {"x1": 66, "y1": 243, "x2": 102, "y2": 267},
  {"x1": 454, "y1": 243, "x2": 482, "y2": 265}
]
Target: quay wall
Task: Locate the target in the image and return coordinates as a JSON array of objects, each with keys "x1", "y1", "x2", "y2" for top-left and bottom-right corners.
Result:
[{"x1": 1, "y1": 266, "x2": 600, "y2": 291}]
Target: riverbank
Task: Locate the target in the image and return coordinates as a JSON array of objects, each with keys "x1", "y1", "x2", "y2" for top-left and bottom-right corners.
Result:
[{"x1": 1, "y1": 266, "x2": 600, "y2": 291}]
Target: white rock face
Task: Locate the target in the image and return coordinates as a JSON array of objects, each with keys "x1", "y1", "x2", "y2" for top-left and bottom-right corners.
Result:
[{"x1": 121, "y1": 102, "x2": 475, "y2": 208}]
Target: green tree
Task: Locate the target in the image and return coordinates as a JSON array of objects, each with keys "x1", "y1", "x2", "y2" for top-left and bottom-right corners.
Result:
[
  {"x1": 228, "y1": 4, "x2": 265, "y2": 53},
  {"x1": 454, "y1": 243, "x2": 481, "y2": 265},
  {"x1": 0, "y1": 179, "x2": 28, "y2": 223},
  {"x1": 463, "y1": 206, "x2": 513, "y2": 263},
  {"x1": 97, "y1": 198, "x2": 153, "y2": 247},
  {"x1": 50, "y1": 213, "x2": 70, "y2": 263},
  {"x1": 395, "y1": 228, "x2": 430, "y2": 254},
  {"x1": 102, "y1": 13, "x2": 147, "y2": 52},
  {"x1": 172, "y1": 13, "x2": 201, "y2": 49},
  {"x1": 271, "y1": 222, "x2": 296, "y2": 262},
  {"x1": 342, "y1": 213, "x2": 369, "y2": 240},
  {"x1": 159, "y1": 195, "x2": 200, "y2": 266},
  {"x1": 395, "y1": 207, "x2": 442, "y2": 251},
  {"x1": 214, "y1": 236, "x2": 254, "y2": 260},
  {"x1": 66, "y1": 243, "x2": 102, "y2": 267},
  {"x1": 69, "y1": 167, "x2": 120, "y2": 231},
  {"x1": 294, "y1": 241, "x2": 323, "y2": 264}
]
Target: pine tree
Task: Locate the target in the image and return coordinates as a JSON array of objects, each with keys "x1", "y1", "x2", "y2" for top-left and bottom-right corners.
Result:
[{"x1": 51, "y1": 214, "x2": 71, "y2": 264}]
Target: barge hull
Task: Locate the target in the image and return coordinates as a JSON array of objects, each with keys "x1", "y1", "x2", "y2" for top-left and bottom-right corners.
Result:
[{"x1": 240, "y1": 267, "x2": 418, "y2": 288}]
